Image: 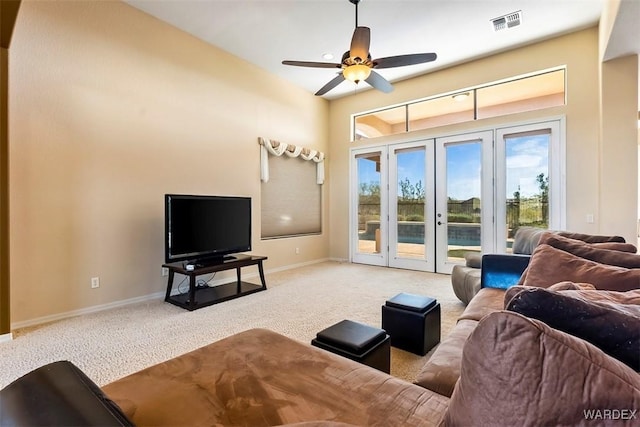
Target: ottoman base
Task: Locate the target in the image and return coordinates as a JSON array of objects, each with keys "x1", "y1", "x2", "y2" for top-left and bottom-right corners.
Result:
[
  {"x1": 382, "y1": 293, "x2": 441, "y2": 356},
  {"x1": 311, "y1": 319, "x2": 390, "y2": 373}
]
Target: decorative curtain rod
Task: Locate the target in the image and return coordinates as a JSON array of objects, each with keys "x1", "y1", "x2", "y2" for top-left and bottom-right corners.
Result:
[{"x1": 259, "y1": 137, "x2": 325, "y2": 184}]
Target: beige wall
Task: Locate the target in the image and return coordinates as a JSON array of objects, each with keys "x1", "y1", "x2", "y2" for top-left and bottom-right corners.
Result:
[
  {"x1": 9, "y1": 0, "x2": 329, "y2": 324},
  {"x1": 600, "y1": 54, "x2": 638, "y2": 240},
  {"x1": 328, "y1": 28, "x2": 637, "y2": 260}
]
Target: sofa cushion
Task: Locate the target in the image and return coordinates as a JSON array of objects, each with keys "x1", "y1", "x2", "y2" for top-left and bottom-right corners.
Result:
[
  {"x1": 506, "y1": 287, "x2": 640, "y2": 371},
  {"x1": 518, "y1": 244, "x2": 640, "y2": 291},
  {"x1": 445, "y1": 311, "x2": 640, "y2": 426},
  {"x1": 539, "y1": 233, "x2": 640, "y2": 267},
  {"x1": 414, "y1": 319, "x2": 477, "y2": 397},
  {"x1": 451, "y1": 265, "x2": 481, "y2": 305},
  {"x1": 458, "y1": 287, "x2": 505, "y2": 322}
]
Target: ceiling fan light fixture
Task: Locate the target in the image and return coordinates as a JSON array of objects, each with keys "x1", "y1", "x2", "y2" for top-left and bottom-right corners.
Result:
[{"x1": 344, "y1": 64, "x2": 371, "y2": 83}]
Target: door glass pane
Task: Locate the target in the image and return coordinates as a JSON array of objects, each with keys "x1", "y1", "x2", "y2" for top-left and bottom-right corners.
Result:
[
  {"x1": 446, "y1": 142, "x2": 482, "y2": 262},
  {"x1": 396, "y1": 148, "x2": 425, "y2": 259},
  {"x1": 504, "y1": 130, "x2": 550, "y2": 251},
  {"x1": 357, "y1": 154, "x2": 381, "y2": 254}
]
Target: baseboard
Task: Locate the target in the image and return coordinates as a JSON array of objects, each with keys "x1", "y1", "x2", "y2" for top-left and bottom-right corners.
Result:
[
  {"x1": 262, "y1": 257, "x2": 330, "y2": 274},
  {"x1": 11, "y1": 291, "x2": 165, "y2": 330},
  {"x1": 0, "y1": 332, "x2": 13, "y2": 343},
  {"x1": 11, "y1": 258, "x2": 333, "y2": 330}
]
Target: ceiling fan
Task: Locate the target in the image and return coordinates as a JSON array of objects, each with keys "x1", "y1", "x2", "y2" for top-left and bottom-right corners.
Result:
[{"x1": 282, "y1": 0, "x2": 437, "y2": 96}]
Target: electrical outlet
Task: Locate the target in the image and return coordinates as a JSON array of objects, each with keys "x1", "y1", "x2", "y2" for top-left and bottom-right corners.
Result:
[
  {"x1": 91, "y1": 277, "x2": 100, "y2": 289},
  {"x1": 295, "y1": 247, "x2": 300, "y2": 254},
  {"x1": 161, "y1": 267, "x2": 169, "y2": 277}
]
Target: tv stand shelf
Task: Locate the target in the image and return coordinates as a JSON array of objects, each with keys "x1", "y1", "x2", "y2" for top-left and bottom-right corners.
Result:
[{"x1": 163, "y1": 255, "x2": 267, "y2": 311}]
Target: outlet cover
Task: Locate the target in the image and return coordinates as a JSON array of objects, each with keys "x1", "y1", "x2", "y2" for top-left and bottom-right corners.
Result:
[{"x1": 91, "y1": 277, "x2": 100, "y2": 288}]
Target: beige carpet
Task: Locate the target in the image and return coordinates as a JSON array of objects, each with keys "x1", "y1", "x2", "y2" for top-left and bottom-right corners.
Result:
[{"x1": 0, "y1": 261, "x2": 465, "y2": 389}]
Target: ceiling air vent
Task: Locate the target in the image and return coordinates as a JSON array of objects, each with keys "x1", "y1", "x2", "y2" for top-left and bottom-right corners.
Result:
[{"x1": 491, "y1": 10, "x2": 522, "y2": 31}]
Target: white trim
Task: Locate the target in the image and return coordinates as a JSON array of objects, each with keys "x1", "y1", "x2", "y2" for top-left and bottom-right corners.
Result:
[
  {"x1": 11, "y1": 292, "x2": 165, "y2": 330},
  {"x1": 0, "y1": 332, "x2": 13, "y2": 343},
  {"x1": 10, "y1": 258, "x2": 330, "y2": 330}
]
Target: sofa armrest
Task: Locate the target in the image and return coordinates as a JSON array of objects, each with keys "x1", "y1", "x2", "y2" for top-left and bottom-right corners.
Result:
[
  {"x1": 480, "y1": 254, "x2": 530, "y2": 289},
  {"x1": 0, "y1": 361, "x2": 134, "y2": 427}
]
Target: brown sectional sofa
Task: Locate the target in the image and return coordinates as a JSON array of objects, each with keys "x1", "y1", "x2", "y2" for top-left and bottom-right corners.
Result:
[
  {"x1": 103, "y1": 289, "x2": 639, "y2": 426},
  {"x1": 417, "y1": 231, "x2": 640, "y2": 398},
  {"x1": 415, "y1": 287, "x2": 504, "y2": 397},
  {"x1": 2, "y1": 231, "x2": 640, "y2": 426}
]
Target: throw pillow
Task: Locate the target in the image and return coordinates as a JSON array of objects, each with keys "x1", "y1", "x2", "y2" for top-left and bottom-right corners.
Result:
[
  {"x1": 539, "y1": 233, "x2": 640, "y2": 267},
  {"x1": 518, "y1": 244, "x2": 640, "y2": 291},
  {"x1": 506, "y1": 287, "x2": 640, "y2": 371},
  {"x1": 557, "y1": 231, "x2": 626, "y2": 243},
  {"x1": 445, "y1": 311, "x2": 640, "y2": 426},
  {"x1": 503, "y1": 282, "x2": 595, "y2": 309},
  {"x1": 592, "y1": 242, "x2": 638, "y2": 253}
]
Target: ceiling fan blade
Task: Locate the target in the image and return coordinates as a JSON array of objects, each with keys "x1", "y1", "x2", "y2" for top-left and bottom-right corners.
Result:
[
  {"x1": 365, "y1": 70, "x2": 393, "y2": 93},
  {"x1": 373, "y1": 53, "x2": 437, "y2": 69},
  {"x1": 315, "y1": 73, "x2": 346, "y2": 96},
  {"x1": 350, "y1": 26, "x2": 370, "y2": 62},
  {"x1": 282, "y1": 60, "x2": 342, "y2": 69}
]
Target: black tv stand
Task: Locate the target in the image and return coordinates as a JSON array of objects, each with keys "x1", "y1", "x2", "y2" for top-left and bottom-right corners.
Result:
[
  {"x1": 191, "y1": 254, "x2": 238, "y2": 268},
  {"x1": 163, "y1": 255, "x2": 267, "y2": 311}
]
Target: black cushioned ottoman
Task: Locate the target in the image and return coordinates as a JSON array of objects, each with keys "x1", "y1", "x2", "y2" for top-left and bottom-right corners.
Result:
[
  {"x1": 311, "y1": 319, "x2": 390, "y2": 373},
  {"x1": 382, "y1": 293, "x2": 441, "y2": 355}
]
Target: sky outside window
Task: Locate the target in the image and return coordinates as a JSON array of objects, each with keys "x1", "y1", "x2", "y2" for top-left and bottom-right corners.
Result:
[{"x1": 358, "y1": 135, "x2": 548, "y2": 201}]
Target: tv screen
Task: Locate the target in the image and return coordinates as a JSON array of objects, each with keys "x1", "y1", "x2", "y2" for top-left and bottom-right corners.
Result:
[{"x1": 165, "y1": 194, "x2": 251, "y2": 264}]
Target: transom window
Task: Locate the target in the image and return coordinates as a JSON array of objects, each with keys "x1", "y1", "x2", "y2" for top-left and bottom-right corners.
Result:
[{"x1": 353, "y1": 68, "x2": 565, "y2": 140}]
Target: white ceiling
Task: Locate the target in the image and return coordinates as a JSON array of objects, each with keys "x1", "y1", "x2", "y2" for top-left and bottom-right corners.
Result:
[{"x1": 124, "y1": 0, "x2": 624, "y2": 100}]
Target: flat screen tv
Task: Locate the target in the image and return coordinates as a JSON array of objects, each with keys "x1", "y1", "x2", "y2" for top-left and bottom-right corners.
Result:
[{"x1": 165, "y1": 194, "x2": 251, "y2": 264}]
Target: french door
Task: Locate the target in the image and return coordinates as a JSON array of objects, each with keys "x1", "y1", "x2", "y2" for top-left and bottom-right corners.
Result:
[
  {"x1": 351, "y1": 132, "x2": 491, "y2": 273},
  {"x1": 434, "y1": 131, "x2": 493, "y2": 273},
  {"x1": 350, "y1": 120, "x2": 563, "y2": 273}
]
